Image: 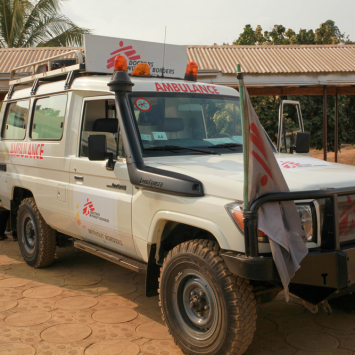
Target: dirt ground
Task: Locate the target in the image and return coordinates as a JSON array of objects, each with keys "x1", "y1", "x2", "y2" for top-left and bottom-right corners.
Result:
[
  {"x1": 1, "y1": 237, "x2": 355, "y2": 355},
  {"x1": 311, "y1": 145, "x2": 355, "y2": 166}
]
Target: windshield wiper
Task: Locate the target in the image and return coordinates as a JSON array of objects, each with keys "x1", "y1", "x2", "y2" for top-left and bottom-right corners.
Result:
[
  {"x1": 145, "y1": 145, "x2": 220, "y2": 155},
  {"x1": 207, "y1": 143, "x2": 242, "y2": 151}
]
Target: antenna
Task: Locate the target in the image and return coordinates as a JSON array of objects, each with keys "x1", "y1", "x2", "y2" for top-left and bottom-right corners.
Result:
[{"x1": 162, "y1": 26, "x2": 167, "y2": 78}]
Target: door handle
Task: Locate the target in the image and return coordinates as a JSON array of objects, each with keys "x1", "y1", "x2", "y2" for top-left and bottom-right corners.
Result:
[{"x1": 74, "y1": 175, "x2": 84, "y2": 182}]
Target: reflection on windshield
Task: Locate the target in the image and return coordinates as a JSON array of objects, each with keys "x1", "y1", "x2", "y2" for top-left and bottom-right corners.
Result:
[{"x1": 129, "y1": 94, "x2": 242, "y2": 154}]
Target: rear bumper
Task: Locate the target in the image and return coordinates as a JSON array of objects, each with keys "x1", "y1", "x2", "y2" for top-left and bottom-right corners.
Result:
[{"x1": 221, "y1": 244, "x2": 355, "y2": 304}]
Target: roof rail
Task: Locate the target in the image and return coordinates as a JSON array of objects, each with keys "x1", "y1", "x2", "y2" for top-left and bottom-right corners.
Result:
[{"x1": 9, "y1": 50, "x2": 85, "y2": 86}]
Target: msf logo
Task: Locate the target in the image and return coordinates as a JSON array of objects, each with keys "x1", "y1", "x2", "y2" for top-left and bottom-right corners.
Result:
[
  {"x1": 83, "y1": 199, "x2": 95, "y2": 216},
  {"x1": 250, "y1": 123, "x2": 273, "y2": 187},
  {"x1": 107, "y1": 40, "x2": 141, "y2": 69},
  {"x1": 280, "y1": 161, "x2": 300, "y2": 169}
]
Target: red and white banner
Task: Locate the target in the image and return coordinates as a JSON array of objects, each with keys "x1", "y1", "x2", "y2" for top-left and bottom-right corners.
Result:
[{"x1": 241, "y1": 79, "x2": 308, "y2": 300}]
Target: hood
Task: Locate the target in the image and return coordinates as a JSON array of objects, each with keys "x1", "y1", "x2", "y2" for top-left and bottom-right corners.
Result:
[{"x1": 144, "y1": 153, "x2": 355, "y2": 200}]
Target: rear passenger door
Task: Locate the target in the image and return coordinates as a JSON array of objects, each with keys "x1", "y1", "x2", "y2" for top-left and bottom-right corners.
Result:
[{"x1": 68, "y1": 97, "x2": 136, "y2": 258}]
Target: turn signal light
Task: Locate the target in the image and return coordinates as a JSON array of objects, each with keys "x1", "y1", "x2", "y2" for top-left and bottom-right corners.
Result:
[
  {"x1": 114, "y1": 55, "x2": 127, "y2": 72},
  {"x1": 230, "y1": 209, "x2": 266, "y2": 236},
  {"x1": 132, "y1": 63, "x2": 151, "y2": 76},
  {"x1": 184, "y1": 62, "x2": 198, "y2": 81}
]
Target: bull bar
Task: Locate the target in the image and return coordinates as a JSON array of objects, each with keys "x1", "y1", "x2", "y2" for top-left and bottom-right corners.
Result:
[{"x1": 221, "y1": 186, "x2": 355, "y2": 305}]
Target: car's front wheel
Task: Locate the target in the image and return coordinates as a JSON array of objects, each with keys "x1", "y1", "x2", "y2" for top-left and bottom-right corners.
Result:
[{"x1": 159, "y1": 239, "x2": 257, "y2": 355}]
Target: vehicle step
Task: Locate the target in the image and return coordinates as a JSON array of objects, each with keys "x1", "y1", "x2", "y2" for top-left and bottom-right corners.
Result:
[{"x1": 74, "y1": 240, "x2": 147, "y2": 273}]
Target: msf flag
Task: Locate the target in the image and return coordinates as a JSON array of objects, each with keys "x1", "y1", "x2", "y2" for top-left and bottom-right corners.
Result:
[{"x1": 241, "y1": 80, "x2": 308, "y2": 300}]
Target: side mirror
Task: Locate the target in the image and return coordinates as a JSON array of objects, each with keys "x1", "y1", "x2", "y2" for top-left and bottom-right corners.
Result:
[
  {"x1": 88, "y1": 135, "x2": 116, "y2": 170},
  {"x1": 88, "y1": 135, "x2": 107, "y2": 161},
  {"x1": 290, "y1": 132, "x2": 310, "y2": 154}
]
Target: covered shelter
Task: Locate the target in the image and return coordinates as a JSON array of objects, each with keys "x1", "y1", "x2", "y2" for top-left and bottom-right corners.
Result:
[
  {"x1": 188, "y1": 44, "x2": 355, "y2": 161},
  {"x1": 1, "y1": 45, "x2": 355, "y2": 162}
]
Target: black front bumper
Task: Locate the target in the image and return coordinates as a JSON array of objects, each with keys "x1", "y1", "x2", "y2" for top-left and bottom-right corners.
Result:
[
  {"x1": 222, "y1": 245, "x2": 355, "y2": 304},
  {"x1": 222, "y1": 186, "x2": 355, "y2": 305}
]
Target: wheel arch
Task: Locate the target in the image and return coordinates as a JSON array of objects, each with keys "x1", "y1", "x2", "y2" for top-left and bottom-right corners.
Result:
[
  {"x1": 10, "y1": 186, "x2": 34, "y2": 231},
  {"x1": 145, "y1": 211, "x2": 230, "y2": 298}
]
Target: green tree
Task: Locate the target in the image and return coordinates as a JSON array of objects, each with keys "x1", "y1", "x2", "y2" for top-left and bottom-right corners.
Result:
[
  {"x1": 233, "y1": 20, "x2": 352, "y2": 45},
  {"x1": 0, "y1": 0, "x2": 91, "y2": 48}
]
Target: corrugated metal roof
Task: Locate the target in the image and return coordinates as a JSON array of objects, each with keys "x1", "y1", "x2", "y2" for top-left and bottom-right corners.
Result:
[
  {"x1": 187, "y1": 44, "x2": 355, "y2": 74},
  {"x1": 0, "y1": 47, "x2": 83, "y2": 73}
]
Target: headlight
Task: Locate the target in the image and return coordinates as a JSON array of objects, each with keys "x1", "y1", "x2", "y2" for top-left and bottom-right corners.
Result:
[
  {"x1": 296, "y1": 203, "x2": 317, "y2": 243},
  {"x1": 226, "y1": 201, "x2": 317, "y2": 244}
]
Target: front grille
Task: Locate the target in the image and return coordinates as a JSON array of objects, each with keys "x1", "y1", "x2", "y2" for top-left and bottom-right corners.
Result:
[{"x1": 319, "y1": 195, "x2": 355, "y2": 244}]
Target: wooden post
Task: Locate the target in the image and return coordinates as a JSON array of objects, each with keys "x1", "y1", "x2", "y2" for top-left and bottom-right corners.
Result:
[
  {"x1": 323, "y1": 86, "x2": 327, "y2": 161},
  {"x1": 335, "y1": 90, "x2": 338, "y2": 163}
]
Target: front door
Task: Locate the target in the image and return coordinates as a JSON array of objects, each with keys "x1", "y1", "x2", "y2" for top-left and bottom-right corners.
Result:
[{"x1": 68, "y1": 96, "x2": 136, "y2": 258}]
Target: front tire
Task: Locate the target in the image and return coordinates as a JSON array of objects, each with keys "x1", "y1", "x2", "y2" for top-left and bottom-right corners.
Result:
[
  {"x1": 17, "y1": 198, "x2": 56, "y2": 268},
  {"x1": 159, "y1": 239, "x2": 256, "y2": 355}
]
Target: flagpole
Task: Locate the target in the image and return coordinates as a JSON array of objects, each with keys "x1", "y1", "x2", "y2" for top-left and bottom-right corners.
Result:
[{"x1": 237, "y1": 64, "x2": 248, "y2": 210}]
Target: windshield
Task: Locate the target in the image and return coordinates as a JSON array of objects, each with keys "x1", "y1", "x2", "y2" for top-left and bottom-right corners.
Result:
[{"x1": 129, "y1": 93, "x2": 242, "y2": 155}]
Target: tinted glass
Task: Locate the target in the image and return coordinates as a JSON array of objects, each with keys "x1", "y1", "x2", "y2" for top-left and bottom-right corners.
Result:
[
  {"x1": 32, "y1": 95, "x2": 67, "y2": 139},
  {"x1": 2, "y1": 100, "x2": 30, "y2": 140}
]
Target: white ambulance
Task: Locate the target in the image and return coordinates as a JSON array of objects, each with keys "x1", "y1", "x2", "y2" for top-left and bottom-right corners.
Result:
[{"x1": 1, "y1": 35, "x2": 355, "y2": 355}]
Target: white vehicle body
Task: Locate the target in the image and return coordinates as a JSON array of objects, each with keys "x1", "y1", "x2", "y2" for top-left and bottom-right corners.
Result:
[{"x1": 1, "y1": 74, "x2": 355, "y2": 261}]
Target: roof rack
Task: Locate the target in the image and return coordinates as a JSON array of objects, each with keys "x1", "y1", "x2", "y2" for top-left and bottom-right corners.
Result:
[{"x1": 7, "y1": 50, "x2": 85, "y2": 99}]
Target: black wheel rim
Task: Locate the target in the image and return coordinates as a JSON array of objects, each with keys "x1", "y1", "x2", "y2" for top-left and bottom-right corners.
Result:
[
  {"x1": 172, "y1": 268, "x2": 218, "y2": 341},
  {"x1": 22, "y1": 214, "x2": 37, "y2": 254}
]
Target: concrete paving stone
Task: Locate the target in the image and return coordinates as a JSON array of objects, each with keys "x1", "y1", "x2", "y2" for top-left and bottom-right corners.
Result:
[
  {"x1": 0, "y1": 342, "x2": 36, "y2": 355},
  {"x1": 255, "y1": 318, "x2": 278, "y2": 335},
  {"x1": 88, "y1": 321, "x2": 141, "y2": 342},
  {"x1": 100, "y1": 263, "x2": 135, "y2": 275},
  {"x1": 93, "y1": 294, "x2": 138, "y2": 310},
  {"x1": 326, "y1": 329, "x2": 355, "y2": 351},
  {"x1": 4, "y1": 311, "x2": 52, "y2": 327},
  {"x1": 244, "y1": 343, "x2": 277, "y2": 355},
  {"x1": 50, "y1": 308, "x2": 95, "y2": 324},
  {"x1": 0, "y1": 325, "x2": 42, "y2": 344},
  {"x1": 0, "y1": 254, "x2": 22, "y2": 265},
  {"x1": 266, "y1": 313, "x2": 328, "y2": 335},
  {"x1": 84, "y1": 339, "x2": 140, "y2": 355},
  {"x1": 316, "y1": 311, "x2": 355, "y2": 330},
  {"x1": 141, "y1": 339, "x2": 184, "y2": 355},
  {"x1": 260, "y1": 300, "x2": 305, "y2": 316},
  {"x1": 295, "y1": 349, "x2": 354, "y2": 355},
  {"x1": 28, "y1": 275, "x2": 68, "y2": 287},
  {"x1": 0, "y1": 287, "x2": 24, "y2": 299},
  {"x1": 93, "y1": 279, "x2": 137, "y2": 296},
  {"x1": 251, "y1": 332, "x2": 299, "y2": 355},
  {"x1": 286, "y1": 331, "x2": 340, "y2": 351},
  {"x1": 65, "y1": 274, "x2": 102, "y2": 286},
  {"x1": 41, "y1": 323, "x2": 92, "y2": 343},
  {"x1": 34, "y1": 340, "x2": 89, "y2": 355},
  {"x1": 0, "y1": 278, "x2": 32, "y2": 288},
  {"x1": 135, "y1": 321, "x2": 172, "y2": 340},
  {"x1": 14, "y1": 297, "x2": 60, "y2": 312},
  {"x1": 60, "y1": 289, "x2": 92, "y2": 298},
  {"x1": 0, "y1": 298, "x2": 18, "y2": 312},
  {"x1": 22, "y1": 285, "x2": 64, "y2": 299},
  {"x1": 134, "y1": 294, "x2": 162, "y2": 324},
  {"x1": 55, "y1": 296, "x2": 99, "y2": 310},
  {"x1": 34, "y1": 266, "x2": 72, "y2": 277},
  {"x1": 92, "y1": 307, "x2": 138, "y2": 324}
]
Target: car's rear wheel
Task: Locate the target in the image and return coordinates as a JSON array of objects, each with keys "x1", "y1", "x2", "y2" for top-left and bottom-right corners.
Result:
[
  {"x1": 159, "y1": 239, "x2": 257, "y2": 355},
  {"x1": 17, "y1": 198, "x2": 56, "y2": 268}
]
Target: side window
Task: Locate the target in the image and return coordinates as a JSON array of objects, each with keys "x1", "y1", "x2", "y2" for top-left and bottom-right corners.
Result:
[
  {"x1": 1, "y1": 100, "x2": 30, "y2": 140},
  {"x1": 80, "y1": 99, "x2": 123, "y2": 158},
  {"x1": 31, "y1": 94, "x2": 67, "y2": 140}
]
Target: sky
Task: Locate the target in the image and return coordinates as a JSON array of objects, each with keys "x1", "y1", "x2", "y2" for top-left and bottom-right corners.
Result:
[{"x1": 61, "y1": 0, "x2": 355, "y2": 46}]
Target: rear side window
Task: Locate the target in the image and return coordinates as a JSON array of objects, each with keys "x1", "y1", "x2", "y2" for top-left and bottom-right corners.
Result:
[
  {"x1": 31, "y1": 94, "x2": 67, "y2": 140},
  {"x1": 1, "y1": 100, "x2": 30, "y2": 140}
]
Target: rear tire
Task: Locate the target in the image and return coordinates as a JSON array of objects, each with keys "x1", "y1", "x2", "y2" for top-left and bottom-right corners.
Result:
[
  {"x1": 17, "y1": 198, "x2": 56, "y2": 268},
  {"x1": 159, "y1": 239, "x2": 256, "y2": 355}
]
